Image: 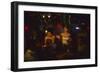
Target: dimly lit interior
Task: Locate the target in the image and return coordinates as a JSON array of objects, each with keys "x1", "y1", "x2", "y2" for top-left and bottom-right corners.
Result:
[{"x1": 24, "y1": 11, "x2": 90, "y2": 62}]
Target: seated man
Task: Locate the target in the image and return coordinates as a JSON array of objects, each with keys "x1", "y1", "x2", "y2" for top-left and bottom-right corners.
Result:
[{"x1": 44, "y1": 32, "x2": 55, "y2": 47}]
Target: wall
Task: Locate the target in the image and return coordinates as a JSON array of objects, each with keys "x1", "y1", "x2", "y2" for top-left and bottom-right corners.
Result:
[{"x1": 0, "y1": 0, "x2": 99, "y2": 73}]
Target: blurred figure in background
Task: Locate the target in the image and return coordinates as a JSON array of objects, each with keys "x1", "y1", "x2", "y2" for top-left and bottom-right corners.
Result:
[{"x1": 61, "y1": 27, "x2": 71, "y2": 46}]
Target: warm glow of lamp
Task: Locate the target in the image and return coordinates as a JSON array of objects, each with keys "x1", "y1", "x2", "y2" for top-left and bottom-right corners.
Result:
[
  {"x1": 48, "y1": 15, "x2": 51, "y2": 18},
  {"x1": 45, "y1": 30, "x2": 48, "y2": 33},
  {"x1": 42, "y1": 15, "x2": 45, "y2": 18}
]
